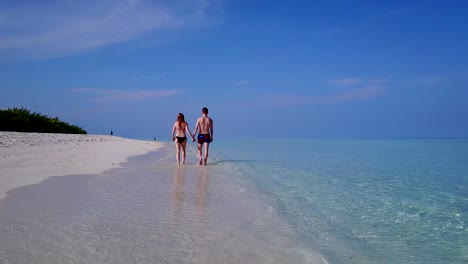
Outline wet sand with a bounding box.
[0,132,162,200]
[0,144,327,263]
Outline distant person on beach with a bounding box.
[171,113,195,165]
[193,107,214,165]
[110,130,113,136]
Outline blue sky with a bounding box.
[1,0,467,138]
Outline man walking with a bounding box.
[193,107,214,165]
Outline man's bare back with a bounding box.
[196,116,213,135]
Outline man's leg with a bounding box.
[197,143,203,165]
[203,143,210,165]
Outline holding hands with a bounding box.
[171,107,213,166]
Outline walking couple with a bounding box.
[171,107,214,166]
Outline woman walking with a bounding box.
[171,113,195,165]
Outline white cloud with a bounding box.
[0,0,216,58]
[72,87,182,103]
[327,27,344,34]
[234,80,249,86]
[368,78,390,84]
[327,78,362,86]
[119,72,168,82]
[261,85,387,107]
[403,76,448,86]
[288,79,303,83]
[382,8,411,18]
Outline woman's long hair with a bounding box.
[177,113,185,129]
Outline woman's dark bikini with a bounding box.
[175,121,188,143]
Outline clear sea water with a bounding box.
[1,138,467,263]
[212,138,468,263]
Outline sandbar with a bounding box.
[0,132,162,200]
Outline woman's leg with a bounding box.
[181,140,187,165]
[175,140,181,165]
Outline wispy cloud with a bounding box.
[381,8,411,18]
[0,0,216,58]
[327,78,362,86]
[234,80,249,86]
[327,27,344,34]
[368,78,390,84]
[72,88,182,103]
[261,85,387,107]
[288,79,303,83]
[403,76,449,86]
[119,72,168,82]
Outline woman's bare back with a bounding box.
[174,121,188,137]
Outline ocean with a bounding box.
[212,138,468,263]
[0,138,466,263]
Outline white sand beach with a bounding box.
[0,132,327,263]
[0,132,162,200]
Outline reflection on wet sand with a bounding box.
[195,167,208,220]
[0,149,326,263]
[170,166,185,224]
[170,166,209,224]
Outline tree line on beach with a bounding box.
[0,107,87,134]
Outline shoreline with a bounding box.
[0,136,328,263]
[0,132,164,200]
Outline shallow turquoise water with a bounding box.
[212,138,468,263]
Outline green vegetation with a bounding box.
[0,107,87,134]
